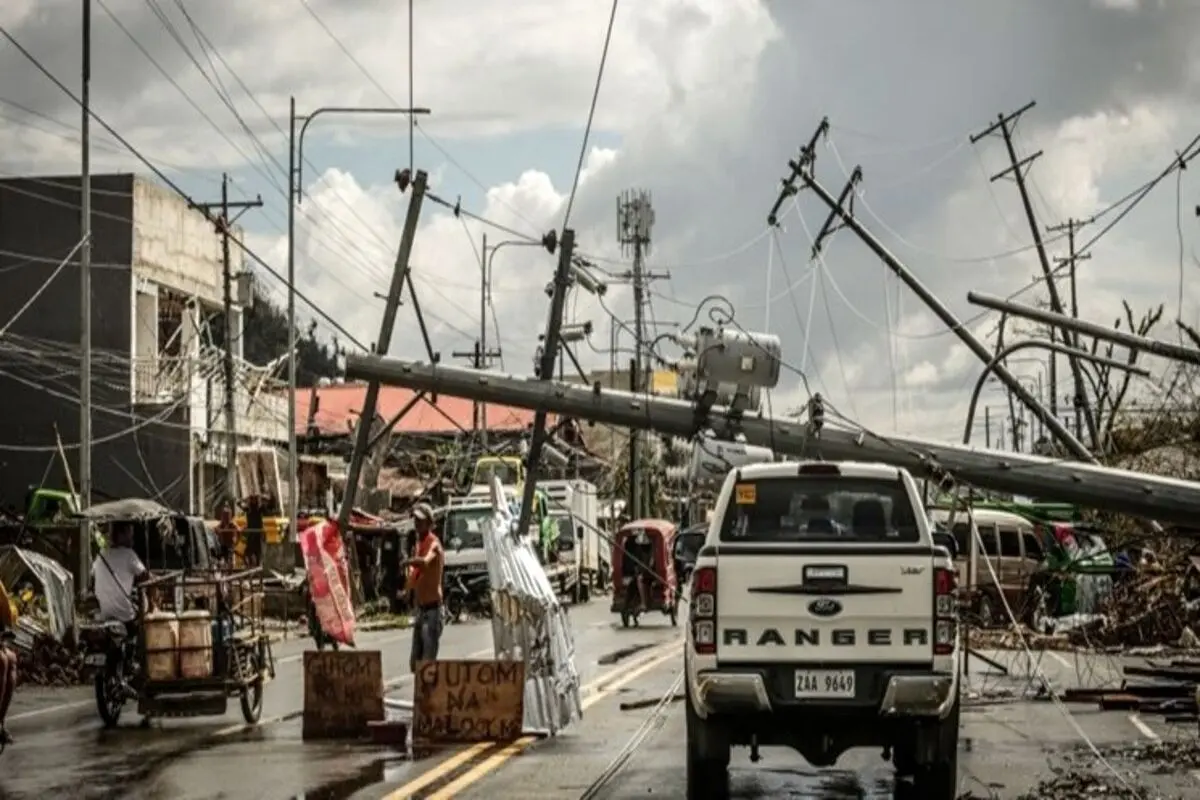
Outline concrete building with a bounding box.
[0,173,286,515]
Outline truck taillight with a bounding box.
[933,566,957,656]
[691,566,717,655]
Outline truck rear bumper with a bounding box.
[689,665,957,720]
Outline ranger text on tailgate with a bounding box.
[684,461,961,800]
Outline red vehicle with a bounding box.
[610,519,679,628]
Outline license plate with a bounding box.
[84,653,107,666]
[794,669,855,699]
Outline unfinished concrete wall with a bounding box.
[131,176,230,307]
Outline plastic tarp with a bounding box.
[299,520,357,646]
[74,498,172,522]
[0,545,75,640]
[481,477,582,735]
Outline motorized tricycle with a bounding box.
[80,566,275,728]
[610,519,679,628]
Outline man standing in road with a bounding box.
[402,503,444,672]
[240,494,265,569]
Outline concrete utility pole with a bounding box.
[971,101,1098,449]
[781,126,1096,464]
[616,190,667,519]
[342,356,1200,525]
[196,174,263,505]
[338,169,427,544]
[287,101,431,542]
[1045,217,1092,440]
[514,229,577,543]
[79,0,93,598]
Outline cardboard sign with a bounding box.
[413,660,525,751]
[735,484,757,504]
[302,650,384,740]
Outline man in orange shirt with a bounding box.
[402,503,445,673]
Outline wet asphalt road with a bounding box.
[4,609,1199,799]
[432,647,1200,800]
[0,599,683,800]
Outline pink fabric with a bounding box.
[300,520,357,646]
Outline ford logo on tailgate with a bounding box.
[808,598,842,618]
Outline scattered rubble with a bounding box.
[15,627,84,686]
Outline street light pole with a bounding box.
[285,101,430,539]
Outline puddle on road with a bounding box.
[597,643,654,665]
[292,757,410,800]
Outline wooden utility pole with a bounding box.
[453,340,501,433]
[196,174,262,504]
[972,101,1098,449]
[1046,217,1092,441]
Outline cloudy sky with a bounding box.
[1,0,1197,446]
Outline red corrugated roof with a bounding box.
[294,383,546,436]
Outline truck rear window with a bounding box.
[719,476,920,543]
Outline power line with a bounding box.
[0,21,373,354]
[561,0,620,231]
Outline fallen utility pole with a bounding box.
[515,228,577,544]
[341,357,1200,526]
[971,101,1098,447]
[967,291,1200,367]
[195,174,263,505]
[338,168,427,599]
[787,143,1096,464]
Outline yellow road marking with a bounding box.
[422,641,682,800]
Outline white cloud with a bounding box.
[3,0,1199,453]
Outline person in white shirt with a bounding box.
[92,522,148,624]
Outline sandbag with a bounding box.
[300,520,356,646]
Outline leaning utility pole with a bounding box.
[971,101,1098,448]
[514,229,577,541]
[338,168,427,543]
[196,175,262,504]
[616,190,665,519]
[780,122,1097,464]
[1045,217,1092,440]
[78,0,93,597]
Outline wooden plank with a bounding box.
[302,650,384,740]
[412,659,524,752]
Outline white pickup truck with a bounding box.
[684,461,961,799]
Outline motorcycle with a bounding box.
[79,620,139,728]
[444,572,492,624]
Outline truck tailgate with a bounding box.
[717,549,934,663]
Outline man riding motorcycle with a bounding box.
[92,521,149,632]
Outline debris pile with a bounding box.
[1073,564,1200,649]
[1064,658,1200,724]
[13,620,84,686]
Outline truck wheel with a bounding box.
[685,689,729,799]
[909,698,960,800]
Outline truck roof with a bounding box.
[730,461,905,481]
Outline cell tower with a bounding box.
[616,190,656,519]
[616,189,655,256]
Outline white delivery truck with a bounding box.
[539,479,601,602]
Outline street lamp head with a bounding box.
[394,169,412,193]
